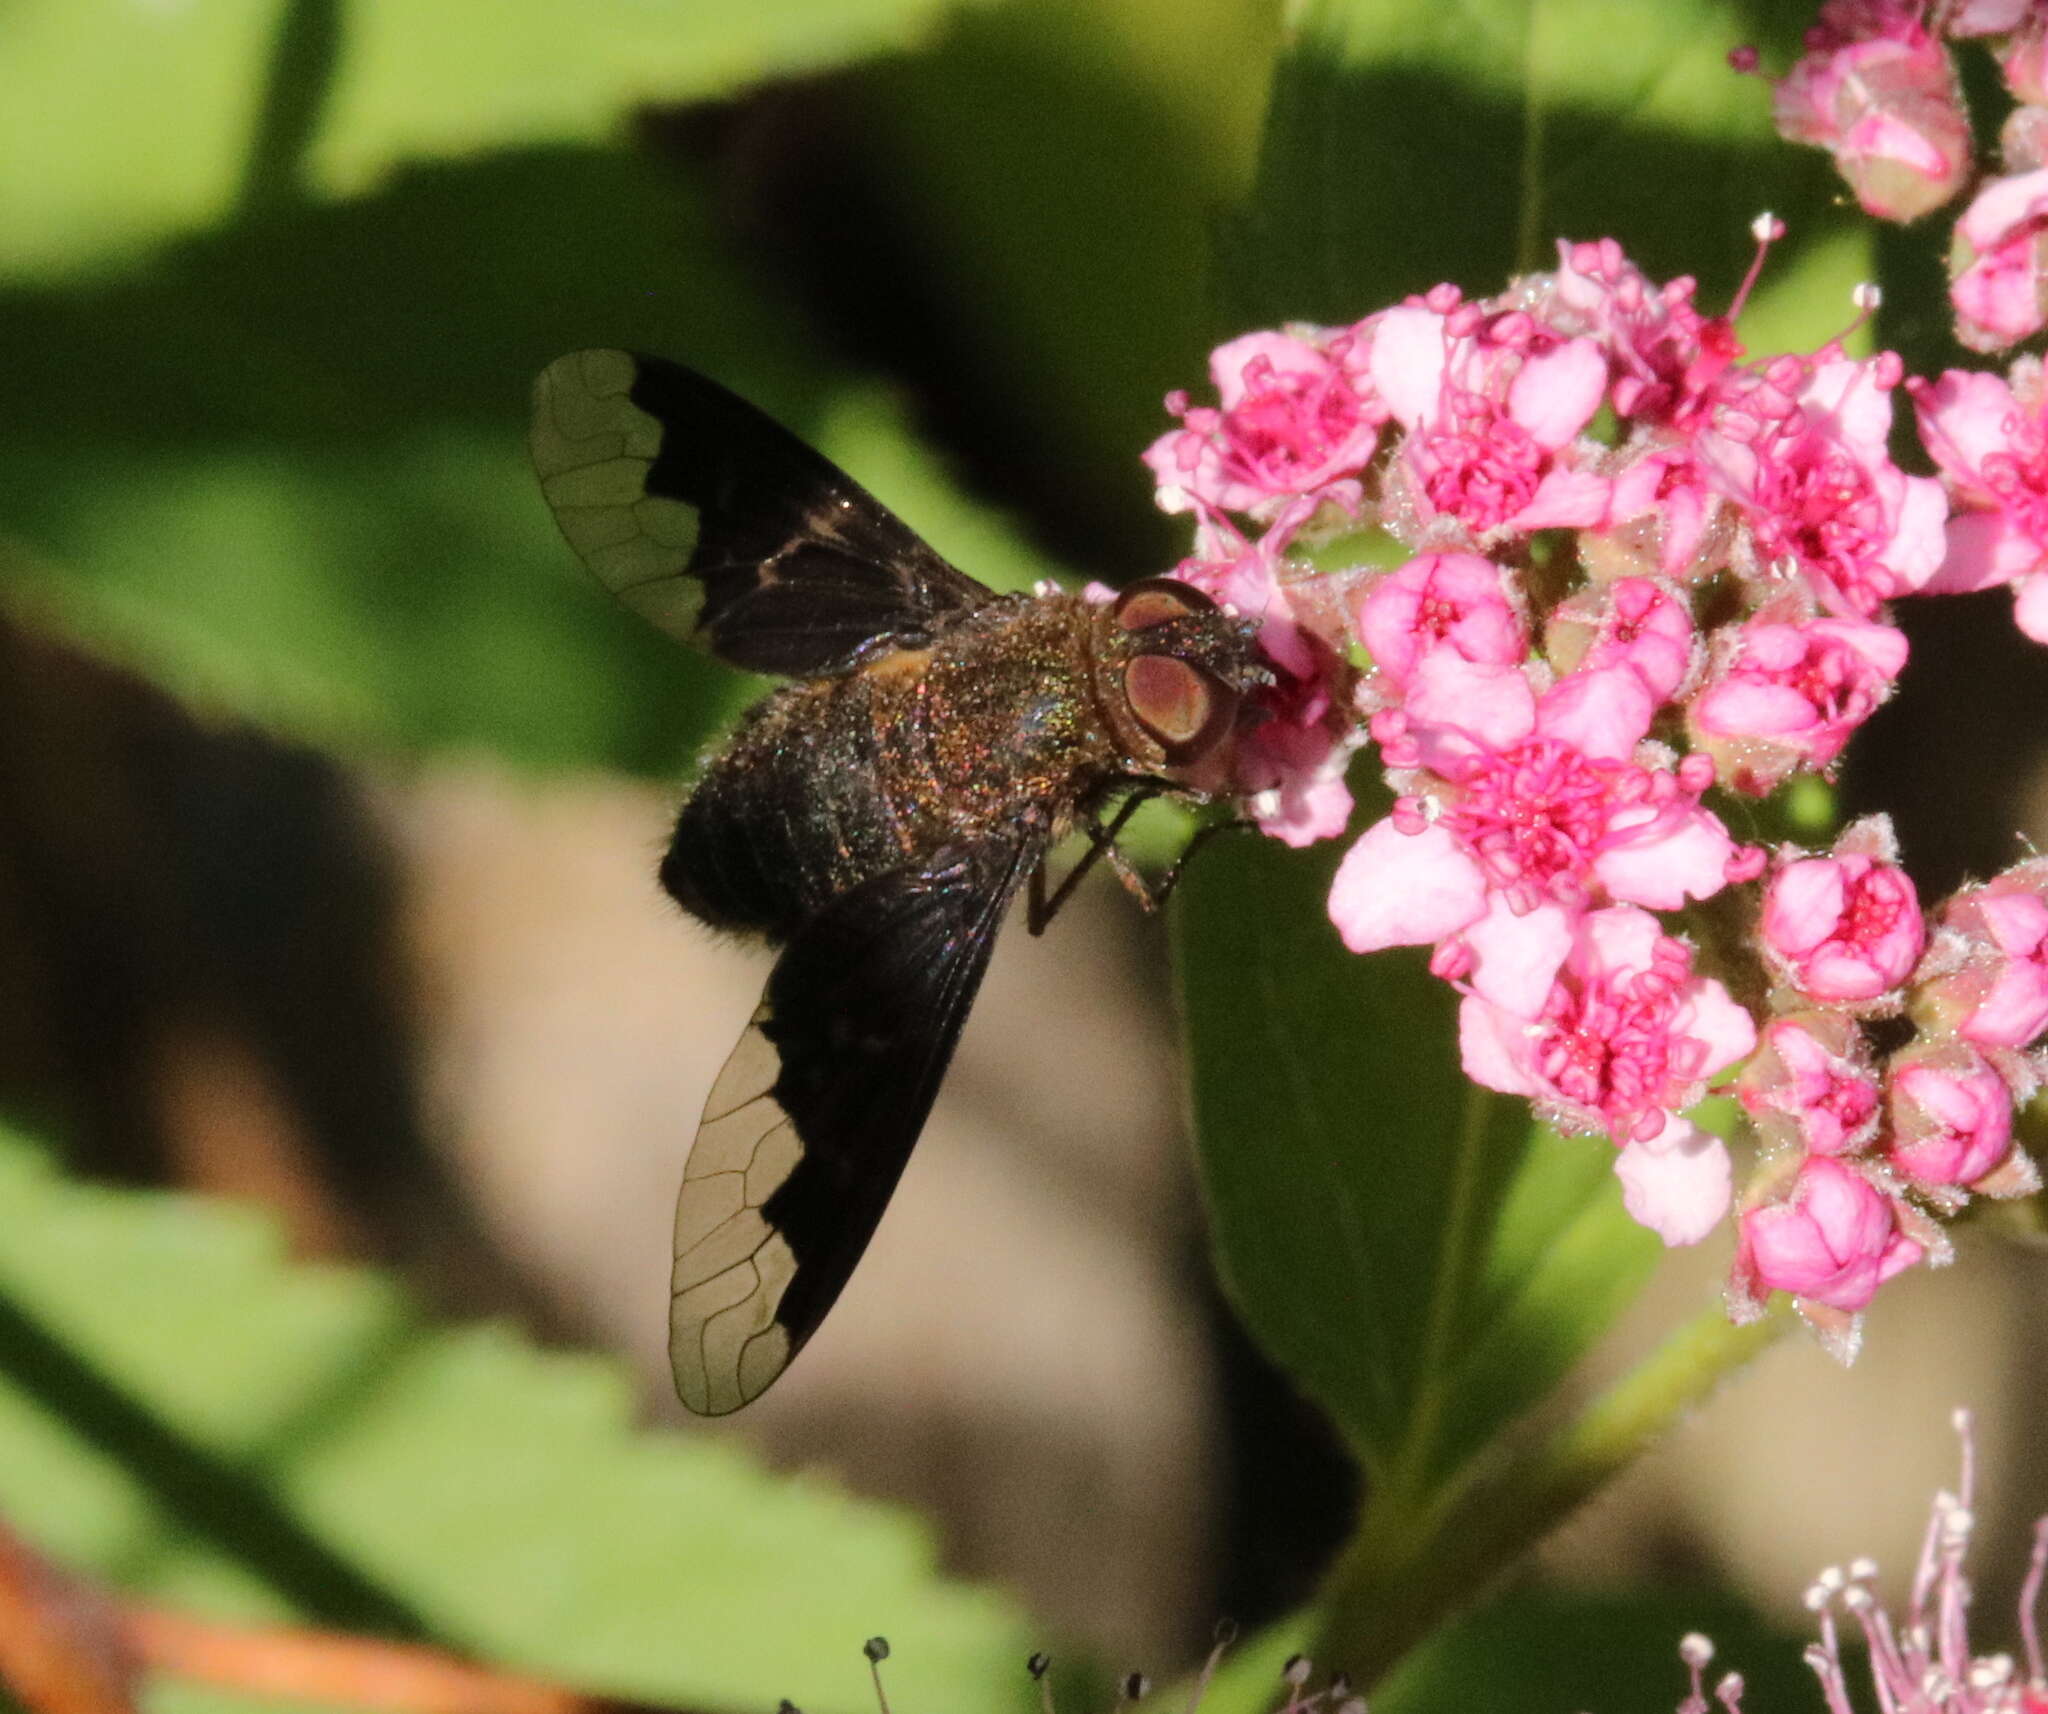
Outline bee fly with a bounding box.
[530,349,1259,1415]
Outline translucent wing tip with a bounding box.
[670,1002,803,1415]
[529,349,707,636]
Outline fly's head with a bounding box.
[1089,578,1267,793]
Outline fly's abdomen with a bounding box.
[660,680,903,942]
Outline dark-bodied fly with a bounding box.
[530,350,1258,1414]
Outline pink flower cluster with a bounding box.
[1912,356,2048,643]
[1146,230,2047,1357]
[1729,816,2043,1358]
[1738,2,2048,351]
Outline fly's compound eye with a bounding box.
[1113,577,1217,632]
[1123,653,1238,764]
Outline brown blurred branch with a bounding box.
[0,1515,698,1714]
[0,1516,135,1714]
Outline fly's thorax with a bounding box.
[871,595,1115,833]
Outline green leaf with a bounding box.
[307,0,977,201]
[1,0,978,278]
[1165,3,1893,1686]
[0,148,1060,772]
[1223,0,1871,354]
[851,0,1282,559]
[0,1126,1039,1714]
[1174,827,1660,1497]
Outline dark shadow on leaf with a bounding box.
[1221,62,1854,331]
[0,148,840,773]
[0,1277,430,1637]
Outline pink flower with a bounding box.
[1331,656,1745,992]
[2003,19,2048,106]
[1697,354,1949,618]
[1541,238,1737,430]
[1961,889,2048,1044]
[1887,1044,2018,1190]
[1688,613,1907,791]
[1917,859,2048,1048]
[1146,328,1382,516]
[1759,825,1926,1005]
[1675,1412,2048,1713]
[1545,576,1699,703]
[2005,99,2048,171]
[1587,445,1727,584]
[1767,0,1973,222]
[1910,358,2048,643]
[1736,1012,1883,1156]
[1458,905,1757,1153]
[1234,670,1358,849]
[1172,516,1322,677]
[1945,0,2035,36]
[1733,1154,1922,1314]
[1354,553,1528,691]
[1949,167,2048,352]
[1614,1112,1734,1245]
[1370,297,1612,540]
[1786,1412,2048,1714]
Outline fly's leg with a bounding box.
[1026,792,1155,935]
[1151,815,1258,910]
[1027,798,1260,932]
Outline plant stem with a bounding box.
[236,0,343,216]
[1314,1300,1794,1687]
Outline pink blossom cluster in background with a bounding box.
[1024,1413,2041,1714]
[1736,1,2048,352]
[1146,224,2047,1358]
[1672,1411,2048,1714]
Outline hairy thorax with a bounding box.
[661,595,1124,940]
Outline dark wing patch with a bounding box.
[530,349,993,677]
[668,831,1042,1415]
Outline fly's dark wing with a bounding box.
[668,830,1042,1415]
[530,349,994,677]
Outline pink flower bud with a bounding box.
[1944,0,2033,37]
[1545,575,1699,703]
[2004,102,2048,170]
[1760,829,1926,1005]
[1915,859,2048,1049]
[1770,3,1973,222]
[1689,615,1907,793]
[1735,1155,1922,1313]
[1950,168,2048,352]
[1886,1044,2016,1190]
[2003,21,2048,108]
[1584,446,1731,585]
[1737,1012,1883,1156]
